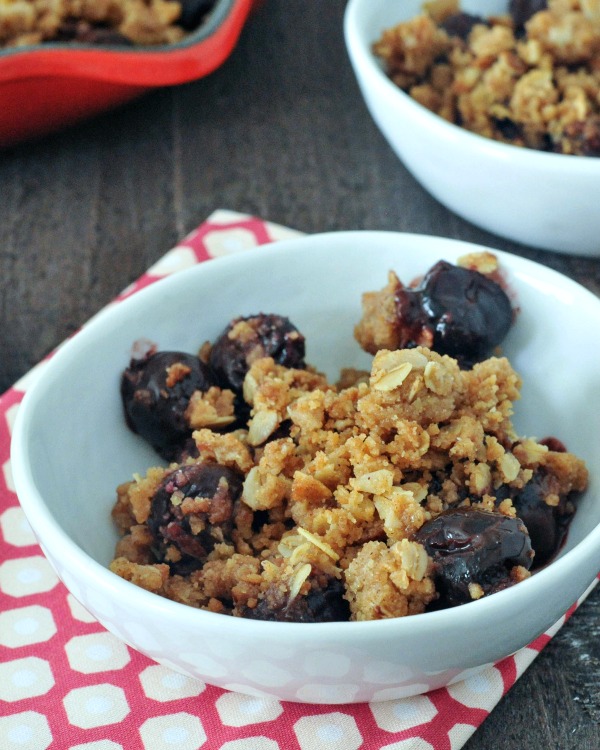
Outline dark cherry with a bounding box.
[395,260,513,367]
[148,462,243,573]
[509,0,548,30]
[495,467,574,567]
[539,436,566,453]
[52,20,133,45]
[243,576,350,623]
[440,13,487,39]
[563,116,600,157]
[209,314,306,393]
[493,116,523,142]
[414,507,533,607]
[121,351,215,461]
[178,0,217,30]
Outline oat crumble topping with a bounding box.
[0,0,217,47]
[373,0,600,155]
[109,262,588,621]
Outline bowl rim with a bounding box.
[10,229,600,639]
[0,0,257,85]
[343,0,600,167]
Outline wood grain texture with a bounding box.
[0,1,598,745]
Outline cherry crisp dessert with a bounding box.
[109,251,588,622]
[0,0,217,47]
[373,0,600,156]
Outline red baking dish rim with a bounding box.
[0,0,259,147]
[0,0,257,87]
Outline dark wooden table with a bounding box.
[1,1,598,746]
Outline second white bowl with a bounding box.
[344,0,600,256]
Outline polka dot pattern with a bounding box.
[0,712,52,750]
[139,665,206,702]
[139,713,206,750]
[370,695,438,733]
[0,605,56,648]
[294,713,363,750]
[0,556,59,598]
[447,668,504,710]
[1,210,597,750]
[62,684,130,729]
[215,693,284,728]
[64,633,131,674]
[448,724,477,749]
[0,656,55,702]
[380,739,434,750]
[220,739,280,750]
[1,506,36,547]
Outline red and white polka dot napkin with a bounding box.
[1,210,598,750]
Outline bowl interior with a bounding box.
[13,231,600,578]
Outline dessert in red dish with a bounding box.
[0,0,259,148]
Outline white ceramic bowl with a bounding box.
[344,0,600,256]
[11,231,600,704]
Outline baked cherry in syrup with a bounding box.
[509,0,548,31]
[440,12,487,39]
[495,467,574,568]
[242,576,350,623]
[414,507,533,608]
[121,351,215,461]
[395,261,513,366]
[209,313,306,393]
[148,462,243,574]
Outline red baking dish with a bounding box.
[0,0,258,149]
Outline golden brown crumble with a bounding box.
[0,0,213,47]
[111,341,588,621]
[373,0,600,155]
